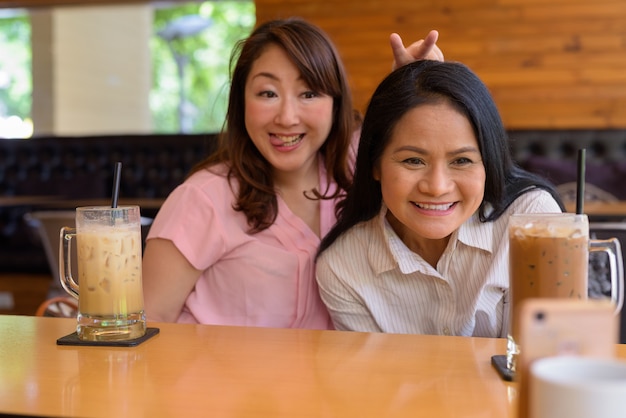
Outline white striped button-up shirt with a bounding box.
[316,189,562,337]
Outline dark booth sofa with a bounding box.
[0,132,217,273]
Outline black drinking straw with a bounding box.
[111,162,122,208]
[576,149,586,215]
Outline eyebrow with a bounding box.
[249,71,304,83]
[250,71,279,82]
[393,145,480,156]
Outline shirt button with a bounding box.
[443,327,451,336]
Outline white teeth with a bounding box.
[416,203,453,210]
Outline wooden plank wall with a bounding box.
[256,0,626,129]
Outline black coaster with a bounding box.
[491,354,515,381]
[57,327,160,347]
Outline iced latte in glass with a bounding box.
[60,206,146,341]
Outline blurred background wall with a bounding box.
[257,0,626,129]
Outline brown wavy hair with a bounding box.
[189,18,355,233]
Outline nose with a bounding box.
[274,96,300,126]
[418,164,454,196]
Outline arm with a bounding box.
[142,237,202,322]
[390,30,444,70]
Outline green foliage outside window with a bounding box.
[152,1,256,133]
[0,2,255,137]
[0,12,32,122]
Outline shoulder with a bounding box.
[509,188,562,214]
[148,164,246,255]
[184,164,232,190]
[171,164,236,203]
[154,164,238,223]
[318,217,380,268]
[327,218,377,250]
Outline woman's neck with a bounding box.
[386,211,450,268]
[274,156,321,236]
[273,154,319,194]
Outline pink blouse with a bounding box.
[146,159,338,329]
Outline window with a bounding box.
[0,8,32,138]
[0,1,255,138]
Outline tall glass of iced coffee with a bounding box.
[60,206,146,341]
[508,213,589,371]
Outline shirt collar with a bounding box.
[368,205,433,275]
[457,211,494,253]
[366,207,401,275]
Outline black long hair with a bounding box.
[318,60,564,255]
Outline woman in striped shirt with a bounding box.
[316,60,564,337]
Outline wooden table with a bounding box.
[565,201,626,218]
[38,198,165,210]
[0,195,56,207]
[1,316,624,418]
[0,196,164,210]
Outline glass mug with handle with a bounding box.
[507,213,624,372]
[60,206,146,341]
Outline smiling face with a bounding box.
[374,101,486,253]
[244,43,334,181]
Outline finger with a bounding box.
[421,30,439,52]
[406,30,442,61]
[422,30,444,61]
[390,33,414,70]
[418,43,444,62]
